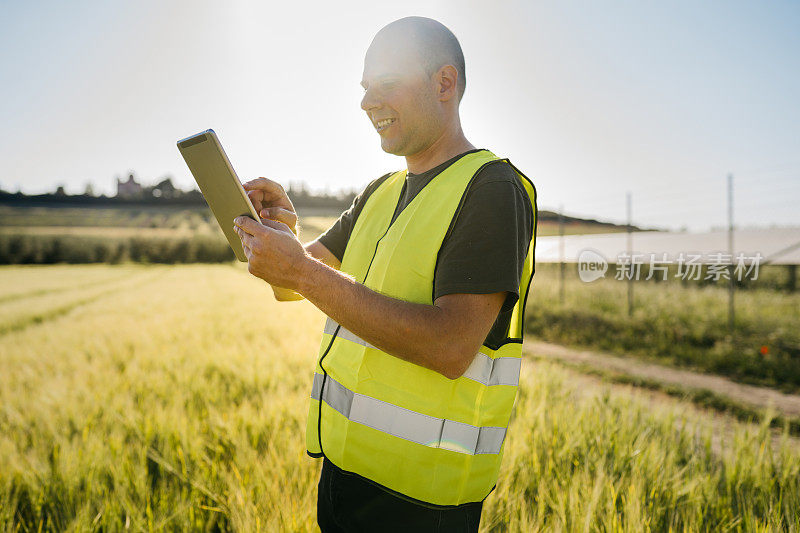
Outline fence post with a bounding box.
[559,205,565,305]
[627,192,633,317]
[727,173,735,336]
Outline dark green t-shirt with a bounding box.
[317,149,534,348]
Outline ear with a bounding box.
[436,65,459,102]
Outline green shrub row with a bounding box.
[0,234,235,264]
[525,306,800,392]
[525,264,800,393]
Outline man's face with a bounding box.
[360,37,443,156]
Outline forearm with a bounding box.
[296,257,466,379]
[232,215,498,378]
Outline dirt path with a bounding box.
[524,340,800,419]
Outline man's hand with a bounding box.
[233,216,311,292]
[241,177,306,300]
[242,177,299,235]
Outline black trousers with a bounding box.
[316,457,483,532]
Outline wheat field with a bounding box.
[1,263,799,531]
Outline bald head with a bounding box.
[360,17,472,160]
[371,17,466,102]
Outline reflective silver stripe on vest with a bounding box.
[323,317,520,386]
[462,352,521,386]
[311,373,507,455]
[324,317,376,349]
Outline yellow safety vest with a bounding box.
[306,149,537,506]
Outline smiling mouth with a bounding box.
[375,118,396,132]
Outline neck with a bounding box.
[404,118,475,174]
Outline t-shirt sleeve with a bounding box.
[316,199,358,263]
[433,162,533,314]
[316,172,393,263]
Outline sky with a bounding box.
[1,0,798,231]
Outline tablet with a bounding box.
[177,129,259,262]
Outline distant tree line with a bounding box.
[0,174,641,230]
[0,175,358,210]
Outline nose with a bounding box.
[360,86,380,113]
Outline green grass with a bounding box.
[526,263,800,393]
[529,353,800,437]
[1,264,799,531]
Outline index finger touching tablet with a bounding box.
[243,177,295,211]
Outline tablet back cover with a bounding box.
[177,130,258,262]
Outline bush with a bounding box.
[525,264,800,392]
[0,234,234,265]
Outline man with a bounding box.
[233,16,537,532]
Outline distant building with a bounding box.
[152,177,178,198]
[116,173,143,198]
